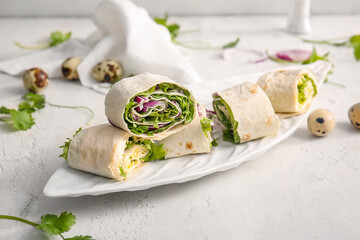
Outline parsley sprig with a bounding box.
[303,34,360,61]
[0,212,93,240]
[15,31,71,50]
[153,13,240,50]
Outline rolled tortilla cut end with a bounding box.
[159,104,213,159]
[213,82,280,143]
[68,124,152,180]
[105,73,196,140]
[257,68,318,114]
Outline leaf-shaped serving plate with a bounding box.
[44,61,331,197]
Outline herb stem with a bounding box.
[326,81,346,88]
[47,102,95,126]
[14,41,49,50]
[179,29,201,34]
[0,118,11,122]
[0,215,39,227]
[173,40,220,50]
[59,233,66,240]
[302,39,350,47]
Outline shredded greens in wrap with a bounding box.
[126,137,166,162]
[297,74,318,104]
[59,127,82,162]
[212,95,241,143]
[124,83,195,136]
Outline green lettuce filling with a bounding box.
[124,83,195,136]
[297,74,318,104]
[212,96,240,143]
[59,127,82,162]
[119,166,127,177]
[126,137,166,162]
[200,117,212,138]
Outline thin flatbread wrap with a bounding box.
[105,73,196,140]
[257,68,318,114]
[64,124,166,180]
[159,104,213,159]
[213,82,280,143]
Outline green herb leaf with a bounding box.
[154,13,180,40]
[59,128,82,162]
[211,138,219,147]
[350,35,360,61]
[22,92,46,110]
[37,212,76,235]
[222,38,240,49]
[143,141,167,162]
[49,31,72,47]
[302,46,330,65]
[119,166,127,177]
[65,235,94,240]
[0,106,11,115]
[10,110,35,130]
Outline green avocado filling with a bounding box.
[212,95,241,143]
[297,74,318,105]
[124,83,195,136]
[126,137,166,162]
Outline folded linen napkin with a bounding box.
[0,0,202,94]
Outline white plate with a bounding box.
[43,61,331,197]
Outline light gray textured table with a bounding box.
[0,15,360,240]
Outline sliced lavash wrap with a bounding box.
[213,82,280,143]
[159,104,213,159]
[62,123,166,180]
[105,73,196,140]
[257,68,318,118]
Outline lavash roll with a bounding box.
[67,124,145,180]
[105,73,196,140]
[159,104,213,159]
[257,68,318,113]
[213,82,279,143]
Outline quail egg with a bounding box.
[91,59,123,83]
[348,103,360,130]
[307,108,336,137]
[61,57,81,80]
[23,68,49,93]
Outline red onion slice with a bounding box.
[276,50,312,62]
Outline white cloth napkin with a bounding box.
[0,0,202,94]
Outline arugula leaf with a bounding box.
[10,110,35,130]
[37,211,76,235]
[222,38,240,49]
[302,46,330,65]
[350,35,360,61]
[66,236,94,240]
[49,31,72,47]
[59,128,82,162]
[154,13,179,40]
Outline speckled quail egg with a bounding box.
[23,68,49,93]
[61,57,81,80]
[307,108,336,137]
[348,103,360,130]
[91,59,123,83]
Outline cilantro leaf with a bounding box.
[302,46,330,65]
[37,212,76,235]
[65,236,94,240]
[0,106,11,115]
[211,138,219,147]
[222,37,240,49]
[154,13,180,40]
[10,110,35,130]
[22,92,46,110]
[49,31,72,47]
[59,128,82,162]
[350,35,360,61]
